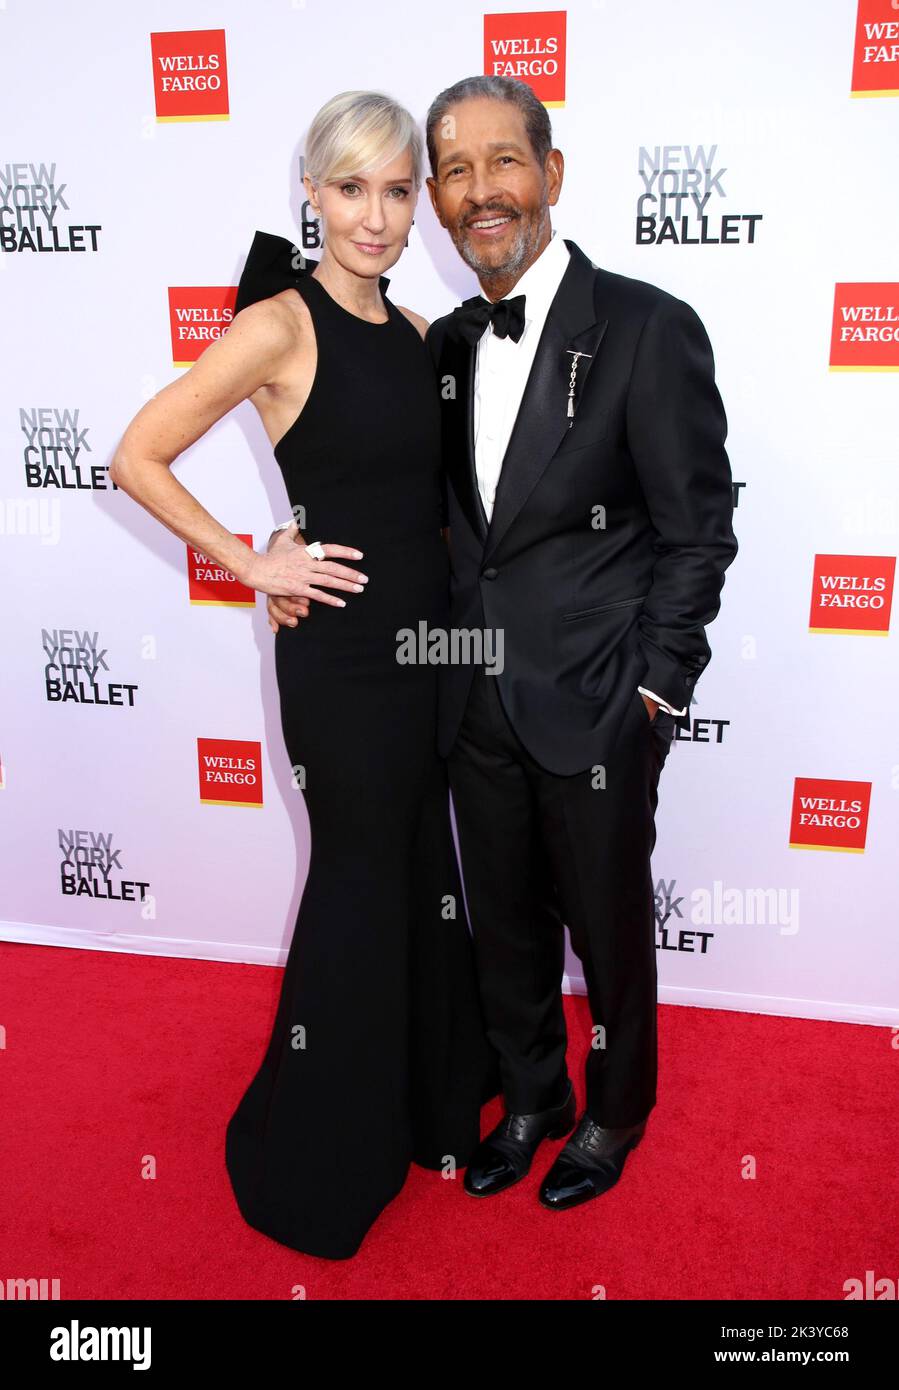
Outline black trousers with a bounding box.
[447,664,676,1129]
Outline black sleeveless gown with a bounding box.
[225,231,499,1259]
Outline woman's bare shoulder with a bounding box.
[396,305,429,341]
[228,287,308,349]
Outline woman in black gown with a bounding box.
[112,91,498,1259]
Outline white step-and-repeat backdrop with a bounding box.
[2,2,897,1026]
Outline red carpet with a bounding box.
[1,939,895,1300]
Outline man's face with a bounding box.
[426,96,563,285]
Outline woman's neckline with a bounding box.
[305,271,391,327]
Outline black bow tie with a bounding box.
[449,293,526,347]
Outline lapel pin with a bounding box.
[565,350,592,421]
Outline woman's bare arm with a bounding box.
[109,301,367,601]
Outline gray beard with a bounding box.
[457,215,539,288]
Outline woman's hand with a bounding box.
[264,523,311,633]
[248,523,367,630]
[266,523,308,631]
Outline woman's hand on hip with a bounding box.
[250,522,367,631]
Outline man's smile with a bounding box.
[464,212,518,238]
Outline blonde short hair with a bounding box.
[305,90,422,193]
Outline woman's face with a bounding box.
[303,147,418,276]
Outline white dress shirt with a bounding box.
[275,229,685,718]
[470,230,686,718]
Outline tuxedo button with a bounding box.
[482,567,498,580]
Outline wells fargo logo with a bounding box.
[789,778,872,853]
[829,283,899,370]
[187,539,255,606]
[809,554,895,634]
[197,738,263,808]
[168,286,236,367]
[483,11,566,106]
[851,0,899,96]
[151,29,229,122]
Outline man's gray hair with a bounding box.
[425,76,553,179]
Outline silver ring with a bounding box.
[304,541,326,561]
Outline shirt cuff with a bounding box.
[272,519,295,533]
[638,686,687,718]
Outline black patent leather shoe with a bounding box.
[463,1080,576,1197]
[538,1114,647,1211]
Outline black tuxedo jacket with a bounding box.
[425,238,738,776]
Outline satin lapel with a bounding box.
[441,325,489,543]
[483,239,608,563]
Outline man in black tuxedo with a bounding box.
[422,76,738,1210]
